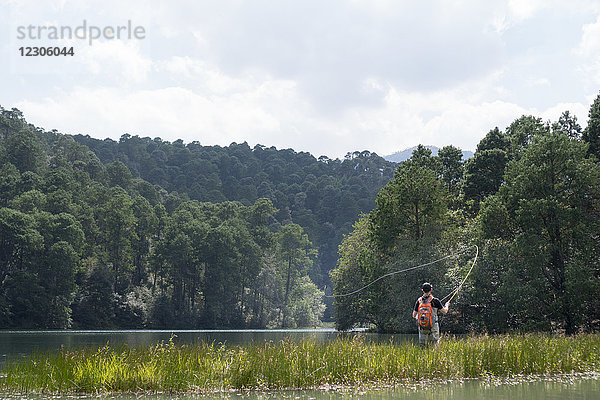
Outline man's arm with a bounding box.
[440,301,450,314]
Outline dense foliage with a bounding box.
[72,133,396,293]
[332,96,600,334]
[2,92,599,334]
[3,107,394,328]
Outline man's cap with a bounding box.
[422,282,432,292]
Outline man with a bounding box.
[412,282,449,346]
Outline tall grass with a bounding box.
[1,334,599,394]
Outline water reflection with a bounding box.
[0,329,415,368]
[2,331,598,399]
[3,375,599,399]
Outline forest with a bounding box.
[332,96,600,334]
[1,92,599,333]
[0,106,394,329]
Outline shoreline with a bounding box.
[1,334,599,395]
[2,372,599,396]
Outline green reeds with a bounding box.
[1,334,599,394]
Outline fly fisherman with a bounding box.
[413,282,449,346]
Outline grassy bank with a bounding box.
[2,334,599,394]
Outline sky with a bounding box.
[2,0,600,159]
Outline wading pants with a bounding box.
[418,323,440,346]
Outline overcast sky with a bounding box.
[2,0,600,158]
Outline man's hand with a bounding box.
[440,301,450,314]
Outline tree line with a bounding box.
[71,132,396,320]
[3,91,599,333]
[331,98,600,334]
[1,108,365,328]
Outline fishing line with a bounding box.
[325,245,478,299]
[440,244,478,303]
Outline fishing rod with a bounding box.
[325,244,478,300]
[440,244,478,302]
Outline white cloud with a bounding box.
[539,102,589,125]
[159,56,256,95]
[17,67,589,160]
[575,14,600,87]
[77,40,152,84]
[14,75,306,152]
[525,77,550,87]
[507,0,546,21]
[335,88,528,156]
[576,15,600,58]
[2,0,599,158]
[173,0,508,112]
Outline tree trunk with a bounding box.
[281,258,292,328]
[414,202,421,241]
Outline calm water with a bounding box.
[2,376,599,399]
[0,329,410,367]
[1,330,598,399]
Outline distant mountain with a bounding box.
[384,145,474,163]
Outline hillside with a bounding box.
[72,135,397,291]
[0,106,485,329]
[0,106,397,328]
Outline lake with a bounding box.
[0,328,408,367]
[1,375,599,400]
[1,330,598,400]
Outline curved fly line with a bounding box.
[326,244,479,301]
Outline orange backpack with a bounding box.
[417,295,435,330]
